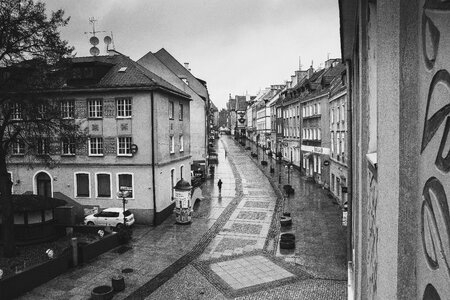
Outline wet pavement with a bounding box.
[18,136,346,299]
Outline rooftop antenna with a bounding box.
[84,17,107,56]
[327,52,330,60]
[299,56,302,70]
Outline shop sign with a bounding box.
[342,211,348,226]
[314,147,323,153]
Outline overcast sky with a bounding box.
[44,0,341,109]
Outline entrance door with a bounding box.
[36,172,51,197]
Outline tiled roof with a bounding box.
[154,48,209,100]
[68,51,189,97]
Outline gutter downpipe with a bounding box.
[151,91,157,226]
[346,59,354,299]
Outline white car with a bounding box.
[84,208,135,228]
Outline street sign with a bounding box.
[120,186,133,191]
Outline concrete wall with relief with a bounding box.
[417,0,450,298]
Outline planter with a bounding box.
[280,233,296,249]
[111,275,125,292]
[91,285,114,300]
[280,216,292,227]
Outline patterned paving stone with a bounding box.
[215,237,258,252]
[211,255,295,290]
[230,223,263,235]
[244,201,271,209]
[236,211,267,220]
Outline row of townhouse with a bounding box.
[3,49,215,226]
[227,59,348,206]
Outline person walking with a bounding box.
[217,179,223,193]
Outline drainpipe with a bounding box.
[345,59,354,295]
[151,91,157,226]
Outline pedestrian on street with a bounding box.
[217,179,223,193]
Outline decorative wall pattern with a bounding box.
[419,1,450,298]
[366,166,378,299]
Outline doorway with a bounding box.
[36,172,52,197]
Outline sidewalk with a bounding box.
[241,139,347,280]
[19,140,237,300]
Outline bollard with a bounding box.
[71,237,78,267]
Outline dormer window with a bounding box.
[118,67,127,73]
[181,78,189,85]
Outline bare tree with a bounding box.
[0,0,80,257]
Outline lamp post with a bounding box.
[118,187,131,227]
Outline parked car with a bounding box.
[84,207,135,228]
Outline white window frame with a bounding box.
[11,103,23,120]
[88,137,104,156]
[116,172,135,200]
[37,138,50,155]
[170,136,175,153]
[61,100,74,119]
[180,165,184,180]
[337,107,341,122]
[11,140,25,155]
[342,104,345,122]
[331,108,334,124]
[74,172,90,198]
[116,97,132,118]
[61,137,76,156]
[179,135,184,152]
[88,99,103,118]
[117,136,132,156]
[169,101,174,119]
[317,103,321,114]
[95,172,112,198]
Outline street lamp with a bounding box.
[118,186,131,227]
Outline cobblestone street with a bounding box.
[19,136,346,300]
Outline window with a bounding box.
[342,104,345,122]
[331,132,335,153]
[117,173,133,198]
[318,129,321,140]
[180,165,184,179]
[331,109,334,124]
[179,135,184,152]
[12,140,25,155]
[337,107,341,123]
[170,169,175,200]
[169,101,174,119]
[61,100,74,119]
[317,103,321,114]
[38,104,46,119]
[12,103,22,120]
[331,174,335,192]
[61,138,75,155]
[75,173,90,197]
[117,137,132,156]
[96,173,111,198]
[318,156,321,174]
[89,137,103,156]
[37,138,50,155]
[88,99,103,118]
[170,136,174,153]
[116,98,132,117]
[179,103,183,121]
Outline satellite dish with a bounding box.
[89,36,99,46]
[90,46,100,56]
[104,36,112,45]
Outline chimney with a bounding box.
[291,75,297,85]
[184,62,191,72]
[307,66,314,79]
